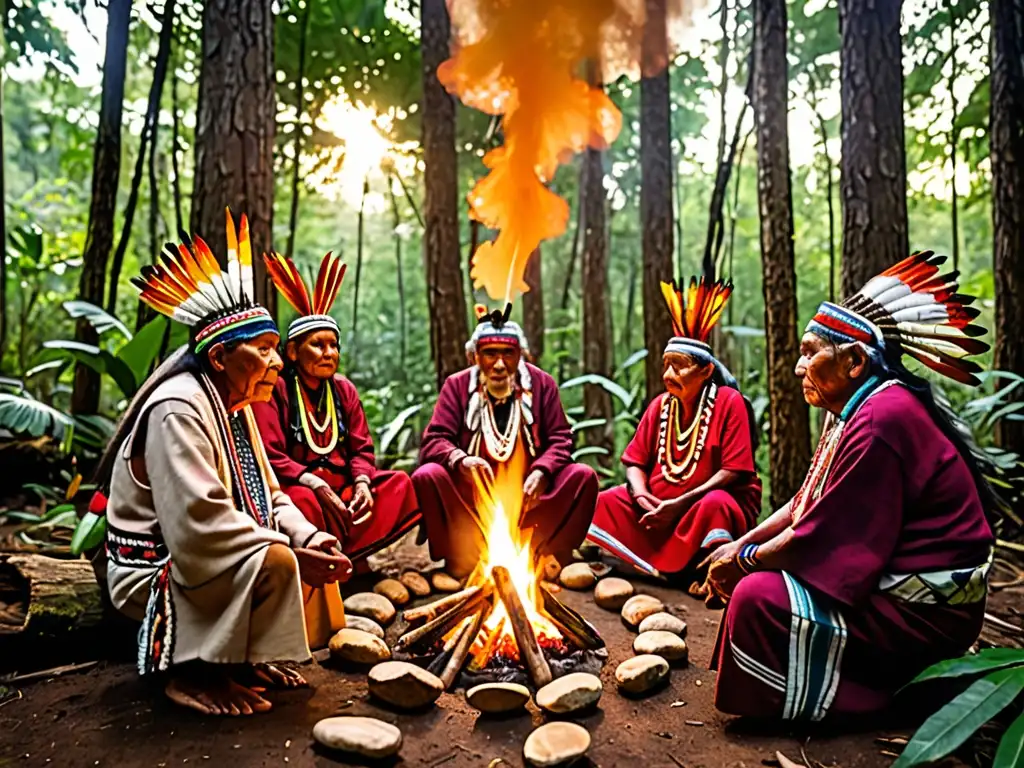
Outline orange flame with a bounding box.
[439,0,699,302]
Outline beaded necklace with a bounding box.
[479,393,521,462]
[656,383,718,484]
[295,376,339,456]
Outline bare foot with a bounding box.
[249,662,307,689]
[165,666,273,716]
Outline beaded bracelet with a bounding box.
[736,543,760,575]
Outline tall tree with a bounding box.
[753,0,810,506]
[522,247,545,362]
[0,49,7,368]
[422,0,468,388]
[640,0,675,400]
[191,0,276,314]
[991,0,1024,456]
[71,0,131,415]
[838,0,908,295]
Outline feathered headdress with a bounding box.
[132,209,277,354]
[807,251,989,386]
[467,302,529,353]
[263,251,346,341]
[660,277,733,363]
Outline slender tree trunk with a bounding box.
[468,218,480,301]
[171,65,184,236]
[71,0,131,415]
[286,0,311,260]
[640,0,675,401]
[991,0,1024,456]
[838,0,908,296]
[0,59,7,369]
[351,177,369,366]
[522,247,545,362]
[191,0,276,315]
[558,169,586,382]
[807,72,837,302]
[754,0,811,506]
[387,178,408,375]
[422,0,468,387]
[106,0,176,313]
[948,0,960,271]
[581,144,614,466]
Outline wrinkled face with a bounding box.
[208,331,283,409]
[287,329,340,381]
[662,352,714,403]
[476,343,521,399]
[794,332,864,411]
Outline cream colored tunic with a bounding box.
[106,371,341,668]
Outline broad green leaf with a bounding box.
[70,512,106,556]
[572,446,611,460]
[37,509,78,529]
[1,511,44,522]
[23,360,65,379]
[908,648,1024,686]
[379,403,423,454]
[40,503,76,521]
[117,316,169,386]
[616,348,648,373]
[560,374,634,409]
[893,667,1024,768]
[571,418,608,433]
[994,709,1024,768]
[62,300,132,340]
[41,340,138,398]
[0,393,72,440]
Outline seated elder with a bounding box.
[586,277,761,588]
[253,252,419,605]
[412,305,598,579]
[706,251,994,721]
[97,214,349,716]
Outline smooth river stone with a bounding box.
[621,594,665,628]
[559,562,597,590]
[343,592,396,626]
[312,716,402,758]
[343,615,385,639]
[594,577,635,610]
[535,672,603,714]
[638,612,687,637]
[466,682,531,713]
[374,578,411,606]
[633,631,689,663]
[400,570,432,597]
[328,628,391,665]
[431,572,462,593]
[523,722,591,767]
[368,661,444,710]
[615,654,670,694]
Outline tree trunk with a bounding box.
[351,177,369,366]
[422,0,468,388]
[71,0,131,415]
[838,0,908,296]
[522,247,545,362]
[640,0,675,401]
[581,146,614,466]
[191,0,276,315]
[0,555,103,638]
[991,0,1024,456]
[0,58,7,369]
[171,66,185,235]
[387,178,408,375]
[754,0,811,507]
[286,0,311,260]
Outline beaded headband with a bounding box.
[469,303,527,352]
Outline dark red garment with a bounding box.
[711,383,993,720]
[587,386,762,573]
[412,364,598,577]
[252,373,420,563]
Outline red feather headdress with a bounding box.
[263,251,347,340]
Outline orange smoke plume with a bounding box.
[438,0,698,302]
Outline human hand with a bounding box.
[638,499,679,532]
[306,530,340,552]
[523,469,549,511]
[314,485,351,535]
[699,539,743,570]
[350,482,374,526]
[459,456,495,484]
[294,546,352,587]
[630,487,661,514]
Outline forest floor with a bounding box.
[0,535,1001,768]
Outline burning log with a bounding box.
[402,586,480,626]
[491,565,552,688]
[468,615,506,672]
[394,585,491,654]
[439,605,489,689]
[540,583,605,651]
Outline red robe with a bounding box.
[252,373,420,564]
[412,364,598,578]
[587,385,762,574]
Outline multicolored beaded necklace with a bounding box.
[295,376,339,456]
[656,382,718,484]
[478,393,521,462]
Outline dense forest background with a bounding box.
[1,0,1021,522]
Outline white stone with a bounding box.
[615,655,670,694]
[368,661,444,710]
[400,571,431,597]
[594,577,634,610]
[431,572,462,593]
[621,594,665,628]
[343,592,396,625]
[466,682,531,713]
[312,716,402,758]
[374,578,411,606]
[638,612,687,637]
[535,672,603,714]
[328,628,391,665]
[559,562,597,590]
[633,631,689,662]
[523,722,591,767]
[344,615,385,639]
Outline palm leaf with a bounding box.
[379,403,423,455]
[994,708,1024,768]
[908,648,1024,686]
[62,300,132,340]
[0,392,72,439]
[560,374,634,409]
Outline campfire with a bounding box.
[393,449,606,689]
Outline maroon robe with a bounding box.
[252,373,420,564]
[412,364,598,578]
[587,385,761,574]
[711,382,993,721]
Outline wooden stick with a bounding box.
[395,587,490,653]
[440,605,488,689]
[540,583,604,650]
[985,612,1024,634]
[402,587,480,625]
[491,565,552,687]
[468,616,505,672]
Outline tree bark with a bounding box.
[0,58,7,369]
[71,0,131,415]
[191,0,276,315]
[171,66,185,236]
[387,177,408,375]
[422,0,469,388]
[838,0,908,296]
[991,0,1024,456]
[754,0,811,506]
[522,247,545,362]
[640,0,675,401]
[0,555,103,637]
